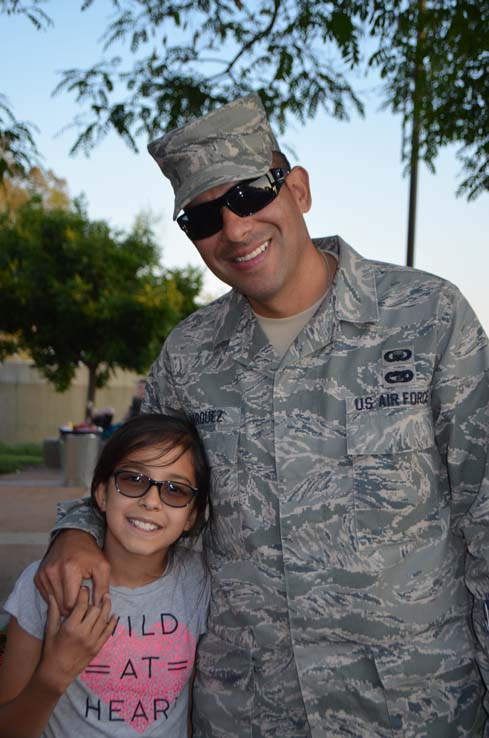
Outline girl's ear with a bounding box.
[184,506,198,532]
[94,483,108,512]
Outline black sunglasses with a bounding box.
[177,168,289,241]
[113,469,198,508]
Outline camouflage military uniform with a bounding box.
[55,236,489,737]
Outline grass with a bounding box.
[0,442,43,474]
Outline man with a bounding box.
[36,94,489,737]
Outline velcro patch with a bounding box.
[382,346,414,365]
[348,388,430,413]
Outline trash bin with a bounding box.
[42,437,61,468]
[60,429,102,488]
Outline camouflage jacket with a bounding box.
[55,237,489,737]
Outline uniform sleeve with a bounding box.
[3,561,47,640]
[51,497,105,548]
[432,283,489,686]
[141,339,184,416]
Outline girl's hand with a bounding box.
[37,587,116,694]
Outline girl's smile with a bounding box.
[126,516,163,533]
[95,445,198,587]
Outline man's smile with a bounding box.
[233,239,270,264]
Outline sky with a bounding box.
[2,1,489,330]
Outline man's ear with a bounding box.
[285,166,312,214]
[94,483,108,512]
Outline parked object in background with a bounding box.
[59,425,102,489]
[42,438,61,469]
[90,408,115,431]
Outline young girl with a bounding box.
[0,413,211,738]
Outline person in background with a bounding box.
[123,378,147,421]
[34,94,489,737]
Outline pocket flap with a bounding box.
[195,406,240,465]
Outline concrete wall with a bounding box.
[0,360,143,444]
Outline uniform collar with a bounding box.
[213,289,271,365]
[212,235,379,359]
[316,236,379,324]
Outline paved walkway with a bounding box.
[0,466,85,627]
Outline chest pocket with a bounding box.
[196,407,242,560]
[197,406,240,467]
[346,401,441,559]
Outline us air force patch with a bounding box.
[349,388,430,413]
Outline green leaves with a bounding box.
[0,1,51,180]
[0,0,52,30]
[367,0,489,199]
[52,0,364,151]
[0,95,40,183]
[0,196,203,403]
[49,0,487,203]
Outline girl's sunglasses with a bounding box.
[113,469,198,508]
[177,168,289,241]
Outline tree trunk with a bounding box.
[406,0,426,267]
[86,366,97,422]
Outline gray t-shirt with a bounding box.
[4,549,210,738]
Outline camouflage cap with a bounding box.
[147,94,281,219]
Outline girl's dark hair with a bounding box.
[91,413,211,545]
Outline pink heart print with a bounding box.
[80,619,196,733]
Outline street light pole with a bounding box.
[406,0,426,268]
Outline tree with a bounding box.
[54,0,367,153]
[0,0,51,28]
[0,95,40,183]
[0,165,70,216]
[367,0,489,263]
[0,196,203,413]
[0,0,52,181]
[53,0,488,267]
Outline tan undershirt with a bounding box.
[253,251,336,359]
[254,293,326,359]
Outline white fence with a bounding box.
[0,360,142,444]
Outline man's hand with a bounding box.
[34,530,110,613]
[37,589,117,695]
